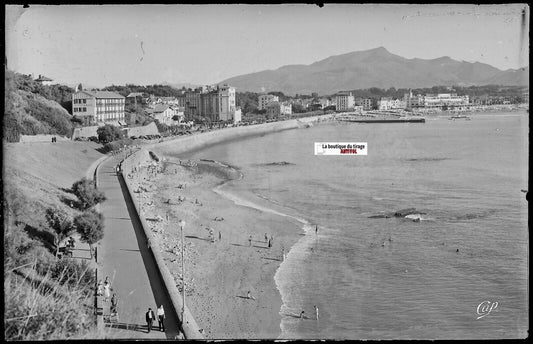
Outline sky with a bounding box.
[5,4,530,88]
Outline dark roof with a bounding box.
[81,90,125,99]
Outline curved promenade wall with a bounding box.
[120,149,204,339]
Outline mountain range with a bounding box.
[219,47,529,95]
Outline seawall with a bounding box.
[119,149,204,339]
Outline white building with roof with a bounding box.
[72,90,125,126]
[35,74,54,86]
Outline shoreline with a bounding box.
[137,156,304,338]
[132,117,332,338]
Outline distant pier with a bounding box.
[339,118,426,123]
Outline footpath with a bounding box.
[96,154,181,339]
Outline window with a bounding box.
[83,107,87,112]
[83,99,87,104]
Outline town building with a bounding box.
[72,90,125,126]
[183,84,240,123]
[266,101,292,118]
[126,92,146,108]
[423,93,469,109]
[404,90,424,109]
[378,97,406,110]
[362,98,375,111]
[258,94,280,110]
[145,104,176,126]
[335,92,355,111]
[35,74,53,86]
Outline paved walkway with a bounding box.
[97,154,181,339]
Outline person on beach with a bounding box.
[157,305,165,332]
[282,247,285,261]
[249,235,252,247]
[270,235,274,245]
[265,233,268,243]
[314,305,319,320]
[145,307,156,333]
[219,231,222,241]
[316,225,318,235]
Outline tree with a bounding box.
[97,124,124,143]
[71,178,106,210]
[45,207,74,257]
[73,210,104,259]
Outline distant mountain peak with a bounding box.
[220,47,528,95]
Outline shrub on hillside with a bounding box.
[45,208,75,257]
[71,178,106,210]
[50,258,95,290]
[97,124,124,143]
[73,210,104,259]
[103,138,133,153]
[26,95,73,137]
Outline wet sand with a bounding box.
[131,158,303,339]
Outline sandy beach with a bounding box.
[129,156,304,339]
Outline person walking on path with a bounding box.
[96,280,103,296]
[110,293,118,315]
[316,225,318,235]
[270,235,274,246]
[157,305,165,332]
[314,305,319,320]
[249,235,252,247]
[219,230,222,241]
[264,233,268,243]
[268,239,271,248]
[145,307,156,333]
[103,278,111,302]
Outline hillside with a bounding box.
[4,70,76,142]
[220,47,529,95]
[3,141,106,340]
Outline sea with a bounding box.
[176,111,529,339]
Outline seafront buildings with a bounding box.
[335,91,355,111]
[72,90,126,126]
[183,84,241,123]
[258,94,280,110]
[266,101,292,117]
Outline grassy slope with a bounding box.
[4,141,105,227]
[3,141,106,340]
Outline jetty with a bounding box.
[339,117,426,123]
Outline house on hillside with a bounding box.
[145,104,176,125]
[72,90,126,126]
[35,74,54,86]
[126,92,146,108]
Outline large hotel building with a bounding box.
[183,84,240,123]
[72,90,126,126]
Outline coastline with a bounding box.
[130,116,333,338]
